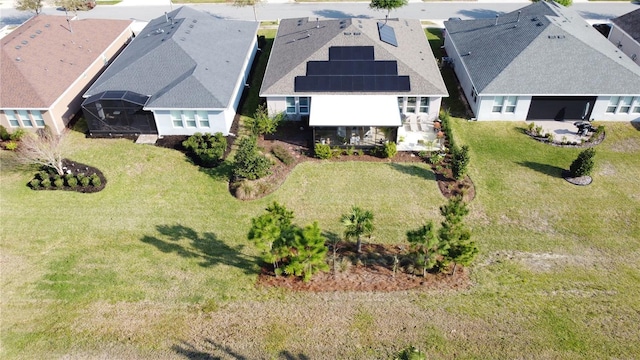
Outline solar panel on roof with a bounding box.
[377,22,398,47]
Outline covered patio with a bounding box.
[397,114,442,152]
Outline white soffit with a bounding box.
[309,95,402,127]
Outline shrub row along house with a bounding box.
[2,3,639,141]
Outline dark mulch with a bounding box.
[29,159,107,193]
[256,242,471,292]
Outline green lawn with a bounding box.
[1,28,640,360]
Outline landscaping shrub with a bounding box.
[247,104,284,136]
[4,141,18,151]
[41,178,51,188]
[0,125,9,141]
[29,179,41,189]
[66,176,78,188]
[395,346,427,360]
[53,178,64,188]
[429,152,444,165]
[314,143,332,159]
[545,132,554,142]
[570,148,596,177]
[182,132,227,167]
[90,174,101,187]
[232,136,271,180]
[451,145,470,180]
[382,141,397,158]
[590,125,605,142]
[271,145,295,165]
[354,149,363,156]
[80,176,91,187]
[527,122,535,132]
[9,129,26,141]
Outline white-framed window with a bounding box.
[285,97,296,114]
[419,97,429,113]
[607,96,639,114]
[31,111,45,127]
[299,97,310,114]
[197,111,209,127]
[505,96,517,113]
[407,97,417,113]
[171,111,183,127]
[17,110,33,127]
[6,111,20,127]
[492,96,504,113]
[183,111,196,127]
[397,97,404,113]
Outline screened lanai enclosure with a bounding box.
[82,91,156,136]
[313,126,395,146]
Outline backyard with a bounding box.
[1,29,640,359]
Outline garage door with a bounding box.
[527,96,596,121]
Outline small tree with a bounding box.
[341,206,374,253]
[532,0,572,7]
[248,104,283,136]
[283,222,330,281]
[369,0,408,17]
[15,0,43,14]
[569,148,595,177]
[438,196,477,275]
[248,202,295,271]
[55,0,87,13]
[451,145,470,180]
[16,127,68,176]
[233,0,262,22]
[232,136,271,180]
[406,221,449,277]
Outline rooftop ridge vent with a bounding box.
[36,29,42,34]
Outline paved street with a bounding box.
[1,1,639,28]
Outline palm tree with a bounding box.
[341,206,374,253]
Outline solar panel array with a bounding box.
[294,46,411,92]
[377,22,398,47]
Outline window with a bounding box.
[406,97,417,113]
[299,97,310,114]
[197,111,209,127]
[285,97,296,114]
[183,111,196,127]
[171,111,183,127]
[419,98,429,113]
[633,103,640,113]
[17,110,32,127]
[31,111,45,127]
[505,96,517,113]
[6,111,19,127]
[397,97,404,113]
[606,97,619,113]
[619,97,632,114]
[492,96,504,113]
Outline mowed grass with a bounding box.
[2,29,640,358]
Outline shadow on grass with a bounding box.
[198,160,233,182]
[141,224,256,273]
[517,161,564,178]
[387,163,435,181]
[172,339,309,360]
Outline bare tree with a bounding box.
[16,127,69,176]
[233,0,262,22]
[15,0,44,14]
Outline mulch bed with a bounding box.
[562,170,592,186]
[28,159,107,193]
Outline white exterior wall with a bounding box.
[444,32,480,116]
[476,96,532,121]
[591,96,640,121]
[398,96,442,121]
[265,97,288,116]
[153,110,227,136]
[608,26,640,65]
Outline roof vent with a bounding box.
[44,23,50,27]
[189,24,194,28]
[16,57,21,62]
[495,14,499,26]
[185,30,190,34]
[532,17,539,21]
[344,32,351,35]
[15,45,21,49]
[30,34,36,38]
[517,10,521,22]
[36,29,42,34]
[21,40,28,45]
[536,22,543,26]
[354,32,361,35]
[192,19,197,23]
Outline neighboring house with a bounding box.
[608,8,640,66]
[0,15,132,134]
[260,17,448,150]
[82,6,259,137]
[444,1,640,122]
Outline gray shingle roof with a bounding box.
[444,1,640,96]
[84,6,258,109]
[260,18,447,96]
[611,8,640,43]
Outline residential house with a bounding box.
[260,17,448,150]
[0,15,132,134]
[444,1,640,122]
[608,8,640,66]
[82,6,259,137]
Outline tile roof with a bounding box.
[0,15,132,109]
[444,1,640,96]
[84,6,259,109]
[611,8,640,43]
[260,17,447,96]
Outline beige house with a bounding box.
[0,15,132,134]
